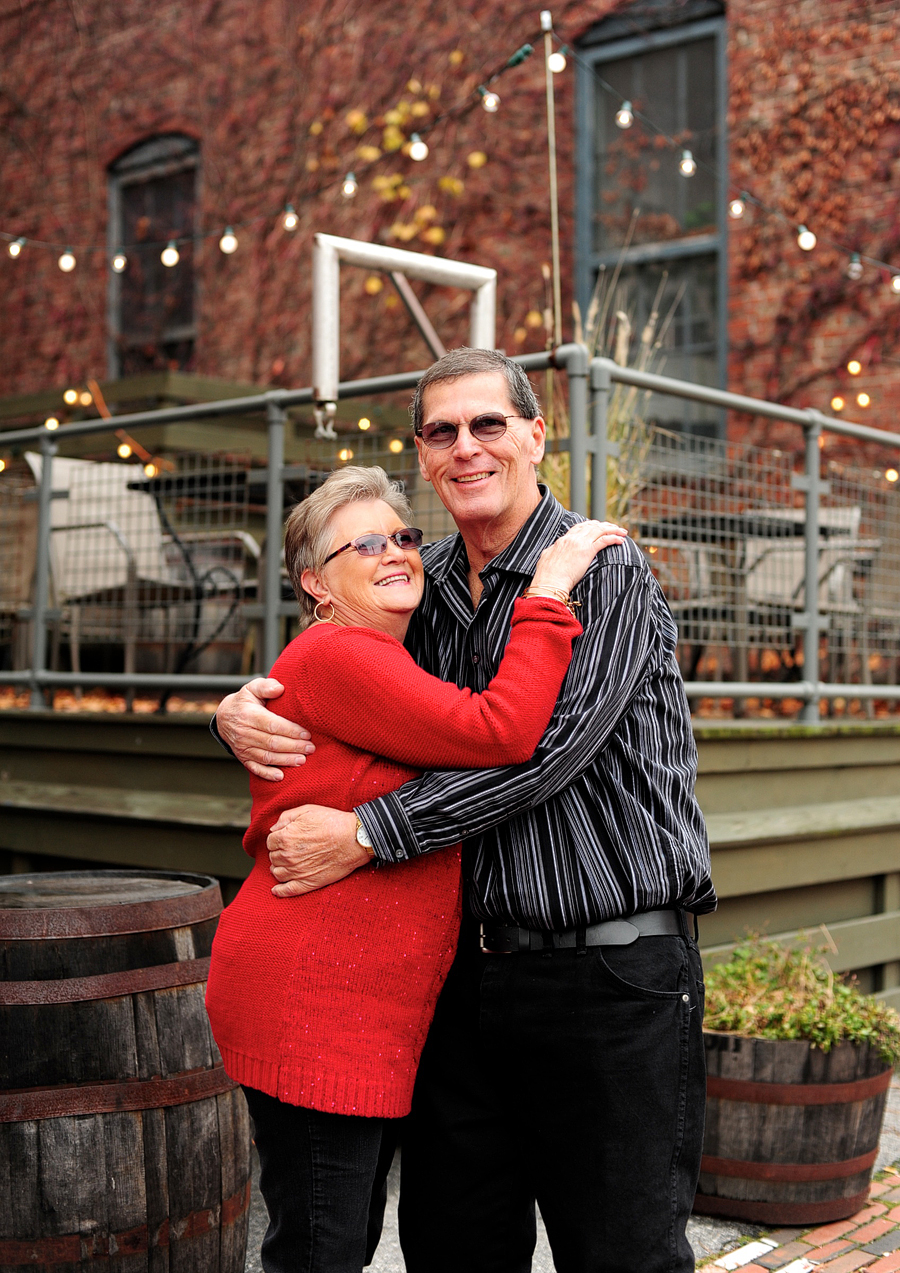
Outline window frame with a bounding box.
[575,14,729,430]
[106,135,201,378]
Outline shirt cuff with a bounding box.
[355,793,420,865]
[208,713,236,758]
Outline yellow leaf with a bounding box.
[389,222,418,242]
[420,225,446,245]
[305,156,320,172]
[356,144,382,162]
[525,310,543,328]
[514,327,528,344]
[345,109,368,134]
[309,120,323,136]
[407,79,422,94]
[411,101,430,118]
[449,49,464,66]
[438,175,465,196]
[467,150,488,169]
[397,185,411,198]
[383,126,405,152]
[384,109,403,127]
[364,276,383,295]
[414,204,438,223]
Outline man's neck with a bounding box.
[459,489,543,608]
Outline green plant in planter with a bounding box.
[704,937,900,1065]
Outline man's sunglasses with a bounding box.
[415,413,522,450]
[323,527,424,565]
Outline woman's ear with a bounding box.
[300,568,330,605]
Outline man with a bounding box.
[216,347,715,1273]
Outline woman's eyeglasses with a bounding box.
[323,527,424,564]
[415,413,521,450]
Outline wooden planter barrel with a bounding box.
[696,1030,893,1226]
[0,870,251,1273]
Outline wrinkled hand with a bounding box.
[267,805,369,897]
[531,520,629,595]
[216,678,314,781]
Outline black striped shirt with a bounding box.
[358,486,716,930]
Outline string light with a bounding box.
[341,172,358,198]
[548,48,567,73]
[388,438,404,453]
[111,251,127,273]
[337,447,354,461]
[79,390,92,406]
[797,225,817,251]
[885,468,898,483]
[117,442,132,458]
[891,276,900,294]
[847,359,862,375]
[479,87,500,113]
[219,227,238,254]
[615,100,633,129]
[846,253,863,280]
[282,204,299,231]
[58,249,76,272]
[357,417,371,431]
[0,459,6,473]
[857,391,871,407]
[161,241,180,267]
[728,197,745,219]
[679,149,696,177]
[144,462,159,478]
[408,134,429,161]
[63,388,79,405]
[8,237,25,258]
[44,416,60,431]
[830,396,845,412]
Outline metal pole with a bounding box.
[541,11,563,348]
[264,399,286,674]
[590,359,611,520]
[559,344,589,516]
[799,417,823,722]
[29,433,57,709]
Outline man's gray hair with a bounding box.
[284,466,413,628]
[410,347,542,433]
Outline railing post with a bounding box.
[798,413,825,722]
[557,344,589,516]
[590,359,612,521]
[264,398,286,674]
[29,434,57,709]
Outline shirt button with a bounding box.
[472,653,480,664]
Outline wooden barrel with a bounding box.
[0,870,251,1273]
[695,1030,892,1226]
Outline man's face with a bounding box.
[415,372,546,538]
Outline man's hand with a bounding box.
[267,805,370,897]
[217,678,314,781]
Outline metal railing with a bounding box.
[1,346,899,718]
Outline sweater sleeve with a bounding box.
[285,597,581,771]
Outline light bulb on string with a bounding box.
[886,468,899,483]
[357,417,371,431]
[8,237,25,258]
[79,391,92,406]
[282,204,299,231]
[111,250,127,273]
[679,149,696,177]
[161,241,180,267]
[44,417,60,431]
[219,227,238,254]
[58,249,76,272]
[857,392,871,408]
[388,438,404,454]
[341,173,358,198]
[479,87,500,113]
[337,448,354,462]
[548,49,567,73]
[0,459,6,473]
[846,253,863,281]
[117,442,132,459]
[615,100,633,129]
[63,389,79,406]
[797,225,816,251]
[728,197,745,219]
[408,134,429,161]
[144,462,159,478]
[831,396,845,412]
[847,360,862,376]
[891,275,900,294]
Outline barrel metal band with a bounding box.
[0,1063,236,1122]
[701,1146,878,1182]
[0,956,212,1005]
[693,1188,871,1226]
[0,1179,251,1264]
[0,886,221,939]
[706,1068,892,1106]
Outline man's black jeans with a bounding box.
[242,1086,396,1273]
[399,923,706,1273]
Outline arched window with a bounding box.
[107,135,199,377]
[576,1,726,436]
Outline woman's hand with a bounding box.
[531,520,629,595]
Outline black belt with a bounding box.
[479,908,690,954]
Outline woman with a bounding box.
[205,466,627,1273]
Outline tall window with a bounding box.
[576,1,726,436]
[107,135,199,377]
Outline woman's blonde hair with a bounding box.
[284,466,414,627]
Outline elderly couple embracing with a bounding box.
[204,348,715,1273]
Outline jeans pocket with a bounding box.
[594,936,690,1000]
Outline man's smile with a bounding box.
[452,471,494,484]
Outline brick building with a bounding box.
[0,0,898,458]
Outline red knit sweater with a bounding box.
[205,597,581,1118]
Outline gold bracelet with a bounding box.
[521,586,581,614]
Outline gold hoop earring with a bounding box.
[313,601,336,623]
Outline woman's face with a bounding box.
[302,499,425,637]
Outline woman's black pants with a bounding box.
[242,1086,396,1273]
